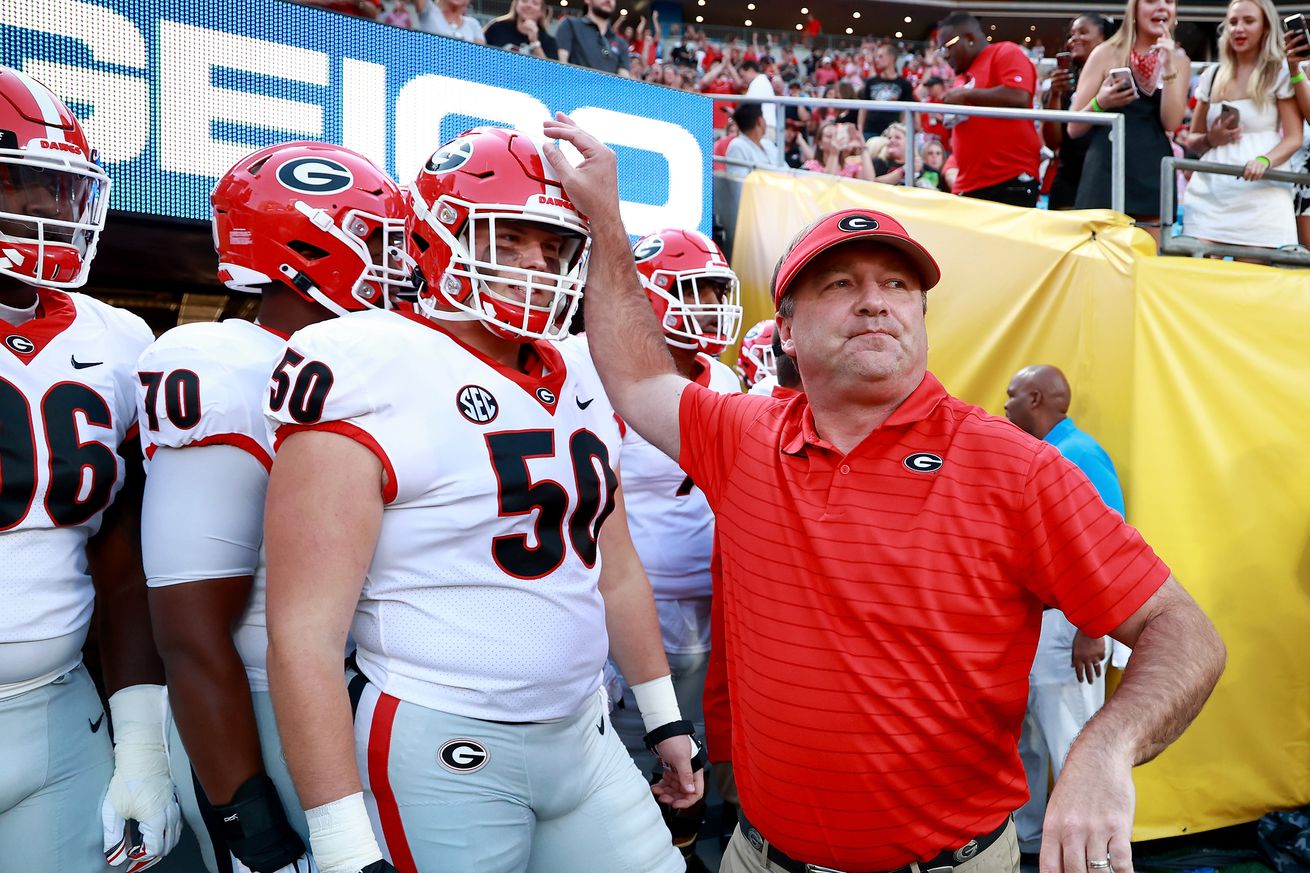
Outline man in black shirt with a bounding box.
[556,0,631,76]
[857,44,914,139]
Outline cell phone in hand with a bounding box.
[1285,13,1309,45]
[1108,66,1138,95]
[1218,103,1241,128]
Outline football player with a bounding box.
[262,126,702,873]
[135,141,407,873]
[611,227,742,870]
[735,318,777,390]
[747,324,802,398]
[0,65,179,871]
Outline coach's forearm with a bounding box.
[584,217,679,406]
[1070,592,1224,768]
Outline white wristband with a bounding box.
[304,793,383,873]
[631,675,682,734]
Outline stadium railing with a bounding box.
[707,93,1126,213]
[1159,156,1310,267]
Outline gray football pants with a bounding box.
[352,680,683,873]
[0,665,113,872]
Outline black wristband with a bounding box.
[643,719,695,751]
[215,773,306,873]
[643,720,707,773]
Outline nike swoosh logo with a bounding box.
[576,397,594,409]
[70,356,103,369]
[597,717,605,735]
[89,713,104,733]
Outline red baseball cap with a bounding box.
[772,208,942,307]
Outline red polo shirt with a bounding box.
[678,372,1168,870]
[948,42,1040,195]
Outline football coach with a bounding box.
[544,112,1225,873]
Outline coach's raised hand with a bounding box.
[543,112,621,228]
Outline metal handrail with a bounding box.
[707,93,1125,213]
[1159,156,1310,266]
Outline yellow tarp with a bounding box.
[729,169,1310,838]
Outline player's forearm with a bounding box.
[269,640,363,809]
[151,583,264,804]
[1071,590,1224,768]
[597,492,669,685]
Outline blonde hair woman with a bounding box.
[1067,0,1190,240]
[1183,0,1302,247]
[483,0,557,59]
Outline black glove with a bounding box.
[215,774,307,873]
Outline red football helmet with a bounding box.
[0,65,110,289]
[633,228,742,356]
[736,319,777,386]
[211,141,408,315]
[407,127,590,342]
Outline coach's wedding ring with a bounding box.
[1088,859,1113,869]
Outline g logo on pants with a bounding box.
[438,738,490,773]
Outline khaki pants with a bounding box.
[721,817,1020,873]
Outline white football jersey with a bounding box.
[621,354,740,601]
[748,374,779,396]
[136,318,285,691]
[0,291,152,691]
[265,310,624,722]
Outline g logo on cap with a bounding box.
[836,214,881,233]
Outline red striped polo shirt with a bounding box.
[678,371,1169,870]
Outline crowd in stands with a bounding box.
[294,0,1310,254]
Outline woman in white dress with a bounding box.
[1184,0,1303,248]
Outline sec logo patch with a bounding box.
[457,385,499,424]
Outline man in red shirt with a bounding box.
[544,113,1227,873]
[938,13,1042,206]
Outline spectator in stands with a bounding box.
[556,0,631,76]
[1043,14,1114,209]
[1183,0,1301,249]
[380,0,417,27]
[701,57,743,133]
[483,0,557,59]
[858,44,916,139]
[918,76,950,143]
[741,60,778,135]
[826,81,861,128]
[803,121,873,179]
[937,12,1043,206]
[814,56,840,88]
[712,118,739,172]
[1285,22,1310,245]
[873,121,909,184]
[415,0,485,42]
[783,119,814,168]
[783,81,813,129]
[725,103,785,178]
[804,11,823,45]
[1068,0,1191,241]
[917,138,952,190]
[298,0,380,17]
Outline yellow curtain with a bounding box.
[729,169,1310,838]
